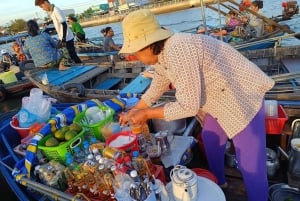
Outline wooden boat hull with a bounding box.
[24,61,176,103]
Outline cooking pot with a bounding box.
[151,118,186,135]
[170,165,198,201]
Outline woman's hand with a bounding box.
[118,109,148,126]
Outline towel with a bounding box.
[12,99,102,179]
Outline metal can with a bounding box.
[102,146,123,160]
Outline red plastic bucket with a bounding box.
[105,131,139,153]
[10,116,30,139]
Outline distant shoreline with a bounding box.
[80,0,215,28]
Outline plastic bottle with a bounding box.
[73,146,85,163]
[150,179,162,201]
[83,141,91,159]
[131,124,148,155]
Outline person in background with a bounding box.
[11,41,27,63]
[23,20,70,71]
[241,0,264,37]
[0,50,13,72]
[118,9,274,201]
[67,16,86,43]
[103,26,121,52]
[225,10,242,31]
[35,0,82,64]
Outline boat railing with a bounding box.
[234,32,300,50]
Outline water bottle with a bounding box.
[73,146,85,163]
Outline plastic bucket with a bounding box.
[9,116,30,139]
[105,131,138,153]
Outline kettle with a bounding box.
[170,165,198,201]
[266,148,280,177]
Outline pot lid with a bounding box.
[175,169,195,182]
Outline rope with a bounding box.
[72,193,91,201]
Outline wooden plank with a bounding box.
[120,75,152,94]
[281,59,300,73]
[107,72,139,79]
[44,66,96,85]
[63,66,109,85]
[95,78,122,89]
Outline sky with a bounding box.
[0,0,105,26]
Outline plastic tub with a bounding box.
[105,131,138,153]
[265,105,288,135]
[0,70,17,84]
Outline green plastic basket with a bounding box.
[38,128,85,164]
[73,105,114,141]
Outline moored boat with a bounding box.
[186,0,299,51]
[23,60,175,103]
[0,62,35,102]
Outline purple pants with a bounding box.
[201,104,268,201]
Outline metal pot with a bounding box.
[170,165,198,201]
[266,148,280,177]
[151,118,186,135]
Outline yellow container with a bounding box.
[0,70,18,84]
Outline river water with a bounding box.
[1,3,300,113]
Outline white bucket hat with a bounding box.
[119,9,174,54]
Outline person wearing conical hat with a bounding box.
[118,9,274,201]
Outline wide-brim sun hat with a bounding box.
[119,9,174,54]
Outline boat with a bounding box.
[23,60,175,103]
[240,44,300,116]
[186,0,299,51]
[0,62,35,102]
[0,102,299,201]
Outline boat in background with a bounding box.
[185,0,299,51]
[23,60,174,103]
[0,61,35,102]
[241,45,300,116]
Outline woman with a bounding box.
[103,26,120,52]
[23,20,70,71]
[68,16,86,43]
[119,9,274,201]
[241,1,264,37]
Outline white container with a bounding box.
[264,100,278,117]
[170,165,198,201]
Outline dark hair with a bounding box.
[104,27,112,35]
[252,1,263,9]
[140,39,166,55]
[68,16,77,22]
[35,0,48,6]
[27,20,40,36]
